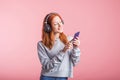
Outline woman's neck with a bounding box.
[54,33,60,40]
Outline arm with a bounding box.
[37,41,65,71]
[70,47,81,66]
[68,36,81,66]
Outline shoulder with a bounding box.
[37,40,43,47]
[37,40,42,44]
[37,40,47,51]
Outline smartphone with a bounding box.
[73,31,80,39]
[69,31,80,43]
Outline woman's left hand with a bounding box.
[72,37,80,47]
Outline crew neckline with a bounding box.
[55,38,60,41]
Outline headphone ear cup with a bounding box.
[44,23,51,33]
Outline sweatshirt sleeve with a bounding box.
[37,41,65,71]
[67,36,81,66]
[70,47,81,66]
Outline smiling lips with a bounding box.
[58,27,63,30]
[57,27,60,30]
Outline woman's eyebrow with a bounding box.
[53,20,62,23]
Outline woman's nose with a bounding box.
[58,22,63,27]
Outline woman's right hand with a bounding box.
[62,42,73,52]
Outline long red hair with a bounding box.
[42,13,68,49]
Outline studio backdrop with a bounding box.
[0,0,120,80]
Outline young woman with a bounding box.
[37,12,81,80]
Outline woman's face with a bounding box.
[51,16,63,33]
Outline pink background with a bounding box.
[0,0,120,80]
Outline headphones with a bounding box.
[44,12,64,33]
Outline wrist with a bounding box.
[73,45,79,48]
[62,49,66,53]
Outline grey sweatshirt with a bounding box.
[37,36,81,78]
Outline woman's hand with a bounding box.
[62,42,73,52]
[72,37,80,48]
[62,37,80,52]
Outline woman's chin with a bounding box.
[59,30,63,33]
[55,30,63,33]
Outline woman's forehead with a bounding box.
[52,16,61,22]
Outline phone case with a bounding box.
[74,31,80,39]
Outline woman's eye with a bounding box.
[53,21,62,26]
[54,23,58,26]
[59,21,62,23]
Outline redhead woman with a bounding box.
[37,12,81,80]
